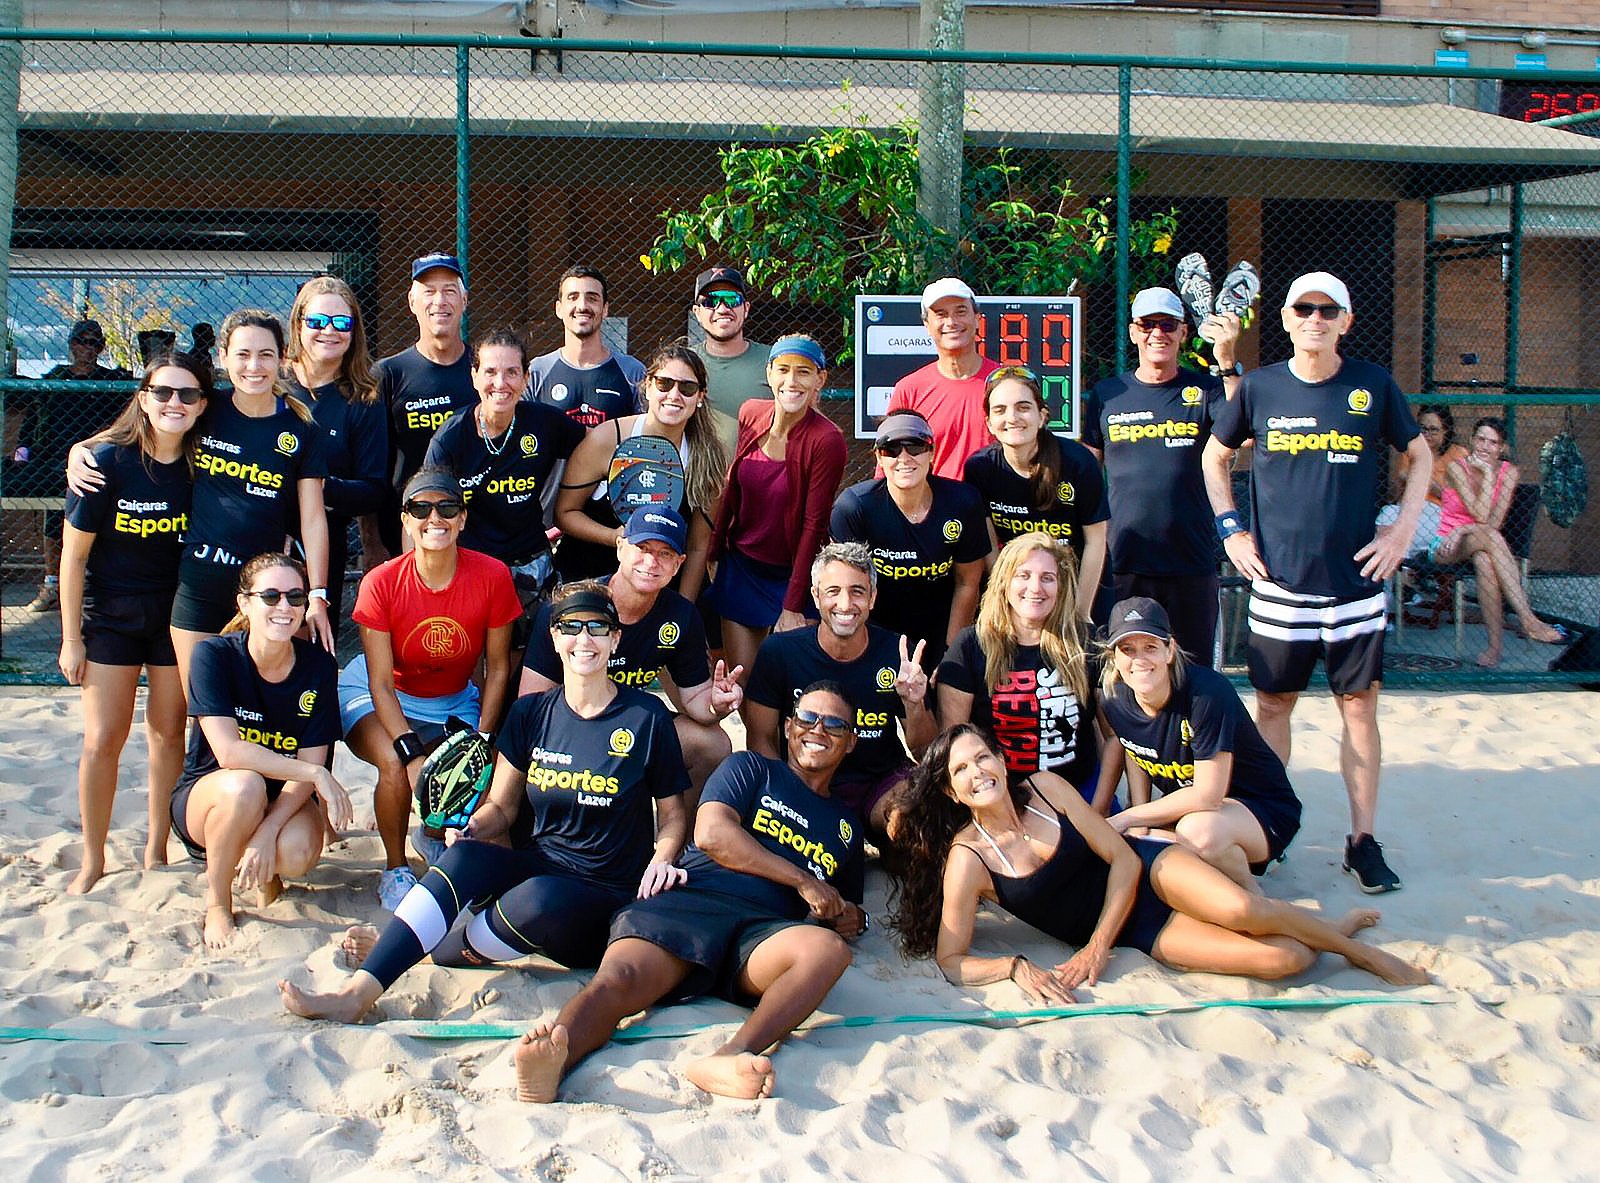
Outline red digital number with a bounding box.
[998,313,1028,365]
[1523,91,1553,122]
[975,314,987,354]
[1580,93,1600,114]
[1041,313,1073,367]
[1551,92,1576,119]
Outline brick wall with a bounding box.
[1381,1,1599,30]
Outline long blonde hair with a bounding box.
[644,341,728,517]
[219,309,313,424]
[976,532,1089,705]
[219,552,308,636]
[285,276,377,405]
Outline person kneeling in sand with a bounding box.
[514,682,869,1103]
[889,725,1427,1003]
[169,554,352,949]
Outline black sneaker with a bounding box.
[1343,833,1401,894]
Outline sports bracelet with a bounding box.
[1215,511,1245,541]
[393,731,426,764]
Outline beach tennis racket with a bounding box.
[415,718,494,836]
[607,434,685,522]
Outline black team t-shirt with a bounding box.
[935,625,1099,790]
[676,751,865,918]
[375,346,475,489]
[425,400,584,565]
[528,350,644,429]
[1082,367,1224,577]
[289,378,390,522]
[1212,359,1420,599]
[829,475,990,668]
[1102,665,1299,817]
[961,440,1108,561]
[495,685,689,893]
[64,441,191,598]
[745,624,909,782]
[180,633,340,793]
[187,397,328,568]
[521,576,709,692]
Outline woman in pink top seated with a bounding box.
[1431,416,1564,667]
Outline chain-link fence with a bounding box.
[1,28,1598,684]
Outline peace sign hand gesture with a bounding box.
[895,635,929,707]
[709,659,744,719]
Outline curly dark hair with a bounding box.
[888,722,1029,959]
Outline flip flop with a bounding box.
[1174,252,1214,325]
[1214,260,1261,320]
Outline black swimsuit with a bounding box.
[974,789,1174,955]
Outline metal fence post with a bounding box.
[456,43,471,338]
[1114,63,1132,373]
[1505,182,1524,446]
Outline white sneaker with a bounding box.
[377,866,418,912]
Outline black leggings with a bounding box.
[362,840,634,989]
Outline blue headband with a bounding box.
[768,335,827,369]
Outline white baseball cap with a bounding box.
[1130,288,1185,321]
[920,276,977,312]
[1283,272,1352,313]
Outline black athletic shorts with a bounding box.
[171,555,245,634]
[82,590,178,667]
[1239,793,1302,875]
[169,771,287,861]
[1246,581,1386,696]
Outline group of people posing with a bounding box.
[54,258,1433,1102]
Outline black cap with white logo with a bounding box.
[1106,596,1172,645]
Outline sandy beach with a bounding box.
[3,684,1599,1180]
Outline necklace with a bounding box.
[479,408,513,456]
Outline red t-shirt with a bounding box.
[352,547,522,699]
[887,356,1001,480]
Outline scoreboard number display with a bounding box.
[854,294,1083,440]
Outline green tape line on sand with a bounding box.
[0,993,1458,1048]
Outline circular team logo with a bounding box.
[1057,481,1075,504]
[1180,385,1203,406]
[519,434,538,456]
[549,383,571,403]
[297,690,317,717]
[866,305,883,323]
[875,666,896,690]
[1348,388,1371,415]
[413,616,470,661]
[658,621,680,647]
[941,518,961,542]
[275,432,299,456]
[839,818,853,845]
[607,727,635,757]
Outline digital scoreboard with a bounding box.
[853,294,1083,440]
[1497,83,1600,135]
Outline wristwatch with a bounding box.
[1209,360,1244,378]
[308,587,330,603]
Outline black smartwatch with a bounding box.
[1209,360,1244,378]
[393,731,426,765]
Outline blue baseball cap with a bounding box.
[768,334,828,369]
[622,506,688,554]
[412,252,464,281]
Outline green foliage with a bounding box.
[642,89,1179,349]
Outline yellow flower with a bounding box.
[826,141,845,158]
[639,254,654,272]
[1152,233,1172,255]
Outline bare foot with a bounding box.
[279,973,383,1023]
[204,904,237,950]
[257,876,284,908]
[1337,908,1381,937]
[1345,941,1431,987]
[339,924,380,971]
[684,1052,775,1100]
[68,857,106,895]
[144,837,169,870]
[514,1023,569,1103]
[1524,622,1564,645]
[1474,647,1502,669]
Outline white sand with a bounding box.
[3,685,1599,1180]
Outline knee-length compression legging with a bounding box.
[361,839,634,989]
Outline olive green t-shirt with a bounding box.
[695,341,770,422]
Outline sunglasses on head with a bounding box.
[553,617,617,637]
[695,290,746,310]
[402,498,464,520]
[145,384,205,405]
[1289,302,1343,321]
[988,365,1038,385]
[245,588,308,607]
[1134,317,1184,335]
[651,374,704,397]
[877,439,932,459]
[793,707,854,736]
[303,313,354,332]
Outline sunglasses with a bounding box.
[1289,302,1343,321]
[402,498,464,520]
[651,374,704,397]
[695,290,745,310]
[245,588,308,607]
[793,707,854,736]
[1134,317,1184,335]
[303,313,354,332]
[145,384,205,405]
[988,365,1038,385]
[877,439,933,459]
[553,618,617,637]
